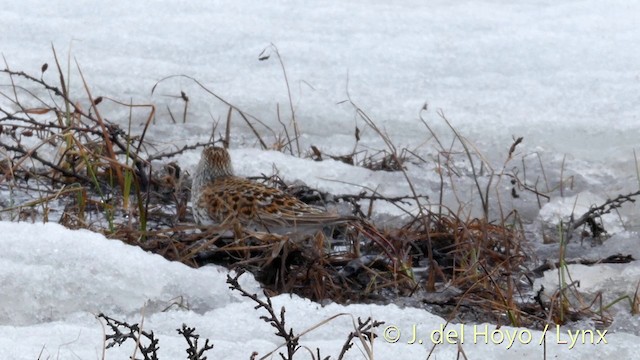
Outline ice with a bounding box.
[535,263,631,299]
[588,232,640,260]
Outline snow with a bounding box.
[537,191,626,234]
[2,0,640,358]
[0,222,256,327]
[2,1,639,164]
[1,221,638,359]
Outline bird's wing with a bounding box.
[204,177,350,228]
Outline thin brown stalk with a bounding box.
[74,58,124,191]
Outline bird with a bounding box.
[190,146,350,233]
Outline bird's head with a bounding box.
[198,146,234,179]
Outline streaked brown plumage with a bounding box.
[191,146,347,231]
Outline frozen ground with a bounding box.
[1,0,640,358]
[1,221,638,359]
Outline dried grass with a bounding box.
[2,49,636,337]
